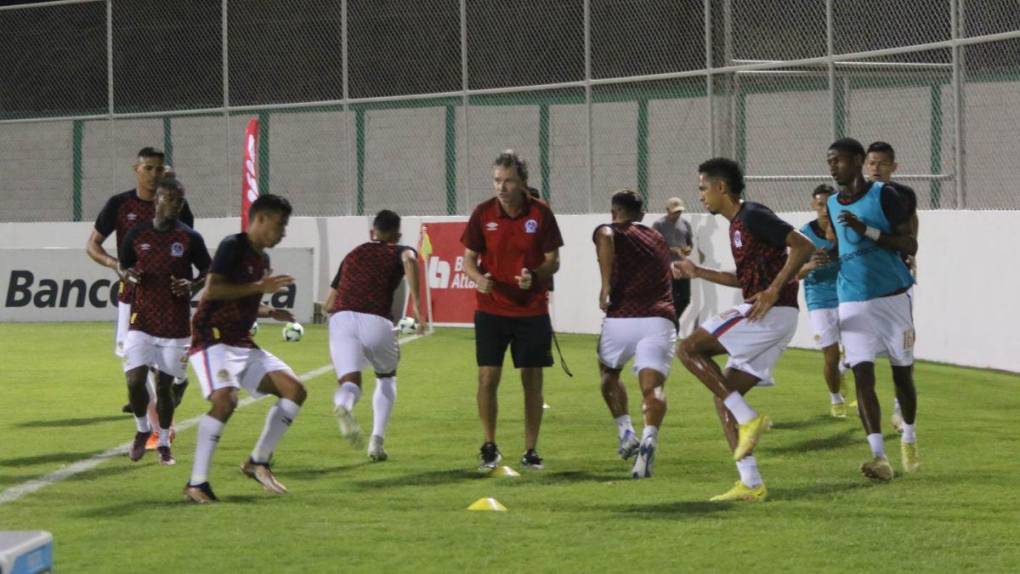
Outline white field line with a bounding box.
[0,333,423,505]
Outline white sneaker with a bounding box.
[368,435,388,462]
[618,430,640,460]
[333,404,363,448]
[631,438,656,479]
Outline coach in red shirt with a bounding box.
[461,151,564,471]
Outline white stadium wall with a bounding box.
[1,210,1017,372]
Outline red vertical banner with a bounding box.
[411,221,476,325]
[241,118,260,231]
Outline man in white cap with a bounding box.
[652,197,693,327]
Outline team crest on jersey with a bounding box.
[127,212,137,221]
[170,242,184,257]
[524,219,538,234]
[733,230,743,248]
[486,222,499,231]
[140,243,151,251]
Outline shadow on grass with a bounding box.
[767,479,875,501]
[16,415,125,428]
[74,495,263,518]
[532,470,624,484]
[353,468,483,489]
[285,461,373,479]
[0,451,105,467]
[769,415,836,431]
[767,429,856,454]
[616,500,733,518]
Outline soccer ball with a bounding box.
[282,322,304,342]
[249,321,259,337]
[397,316,418,335]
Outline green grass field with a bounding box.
[1,323,1018,572]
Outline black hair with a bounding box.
[829,137,866,159]
[611,188,644,216]
[493,150,529,182]
[866,141,896,161]
[373,209,401,234]
[156,177,185,196]
[698,157,745,196]
[812,184,835,197]
[136,147,165,161]
[248,194,292,220]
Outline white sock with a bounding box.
[190,415,225,485]
[893,398,902,414]
[723,392,758,425]
[251,398,301,463]
[134,416,151,433]
[174,377,188,386]
[371,377,397,438]
[641,425,658,443]
[901,423,917,444]
[830,392,845,405]
[867,432,885,458]
[614,414,635,440]
[158,427,171,447]
[334,382,362,412]
[736,455,763,487]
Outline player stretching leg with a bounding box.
[184,195,306,503]
[593,190,676,478]
[324,210,425,461]
[675,159,813,502]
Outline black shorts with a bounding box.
[671,279,691,321]
[475,311,554,368]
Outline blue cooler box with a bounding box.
[0,532,52,574]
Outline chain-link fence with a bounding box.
[1,0,1017,222]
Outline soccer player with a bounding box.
[324,210,425,462]
[183,194,305,503]
[461,150,564,471]
[593,189,676,478]
[865,141,919,432]
[796,184,848,417]
[826,138,920,481]
[118,179,210,465]
[675,158,813,502]
[651,197,694,327]
[86,148,195,420]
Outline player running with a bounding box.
[183,195,306,503]
[593,189,676,478]
[118,179,210,465]
[324,210,425,462]
[675,158,813,502]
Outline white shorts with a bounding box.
[114,301,131,358]
[700,303,798,386]
[598,316,676,377]
[329,311,400,377]
[189,344,296,400]
[122,331,189,379]
[839,292,915,368]
[808,308,840,349]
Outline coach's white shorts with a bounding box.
[839,292,914,368]
[700,303,798,386]
[598,316,676,377]
[122,331,189,379]
[189,344,296,400]
[809,307,840,349]
[329,311,400,377]
[114,301,131,358]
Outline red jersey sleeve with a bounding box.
[461,206,487,253]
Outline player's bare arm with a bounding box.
[203,272,293,301]
[86,229,121,275]
[462,248,493,294]
[747,229,813,321]
[258,303,294,322]
[402,249,427,334]
[673,258,741,288]
[837,211,917,256]
[595,226,615,311]
[323,287,338,315]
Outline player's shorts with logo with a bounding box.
[329,310,400,376]
[122,331,189,379]
[598,316,676,376]
[808,307,840,349]
[189,344,296,400]
[700,302,798,385]
[114,300,131,357]
[838,291,914,367]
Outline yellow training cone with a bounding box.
[468,497,508,512]
[488,465,520,478]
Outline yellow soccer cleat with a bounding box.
[901,441,921,473]
[709,480,768,502]
[733,414,770,461]
[830,402,848,419]
[860,456,895,481]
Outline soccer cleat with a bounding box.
[891,411,905,433]
[618,430,640,460]
[631,438,656,479]
[520,449,544,470]
[830,402,848,419]
[241,458,288,494]
[709,480,768,502]
[183,481,219,504]
[901,441,921,473]
[129,431,151,462]
[367,435,388,462]
[157,446,176,466]
[733,415,770,461]
[145,432,160,451]
[333,404,363,448]
[860,456,895,481]
[479,442,502,470]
